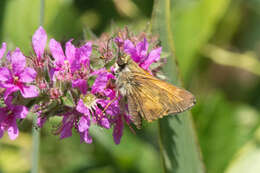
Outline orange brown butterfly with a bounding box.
[113,54,196,129]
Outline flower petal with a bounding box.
[4,95,13,108]
[49,39,65,67]
[79,42,92,66]
[140,47,162,70]
[91,71,115,94]
[136,38,148,59]
[65,39,76,66]
[124,39,139,62]
[60,124,73,139]
[95,107,110,129]
[7,119,19,140]
[20,85,39,98]
[80,130,92,144]
[11,48,26,75]
[32,26,47,59]
[72,79,88,95]
[0,67,11,82]
[96,98,120,115]
[0,42,6,59]
[4,86,19,100]
[13,105,28,119]
[37,116,47,128]
[60,115,73,139]
[113,116,123,144]
[19,67,37,83]
[78,115,90,132]
[100,117,110,129]
[0,108,7,123]
[76,99,90,115]
[0,128,3,139]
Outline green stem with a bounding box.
[31,116,40,173]
[31,1,44,173]
[39,0,44,26]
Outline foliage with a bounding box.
[0,0,260,173]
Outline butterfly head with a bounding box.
[117,54,130,69]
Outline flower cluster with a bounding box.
[0,27,162,144]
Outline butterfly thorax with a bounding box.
[115,57,139,96]
[115,67,134,96]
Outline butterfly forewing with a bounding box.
[116,57,196,128]
[127,73,195,127]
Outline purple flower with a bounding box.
[114,113,133,144]
[58,112,76,139]
[37,114,47,128]
[76,93,111,130]
[91,69,132,144]
[0,48,39,99]
[113,115,123,144]
[78,115,92,143]
[78,42,92,68]
[32,26,47,61]
[49,39,92,82]
[56,104,93,144]
[49,39,75,76]
[72,79,88,95]
[91,68,115,95]
[123,38,162,70]
[76,100,92,143]
[0,96,28,140]
[0,42,6,60]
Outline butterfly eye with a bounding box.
[117,56,127,69]
[117,57,125,66]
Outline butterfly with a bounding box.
[115,54,196,129]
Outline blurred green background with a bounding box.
[1,0,260,173]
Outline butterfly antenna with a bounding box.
[102,96,118,114]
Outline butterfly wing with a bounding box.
[126,72,196,128]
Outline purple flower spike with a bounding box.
[0,48,39,99]
[32,26,47,60]
[0,96,28,140]
[0,42,6,60]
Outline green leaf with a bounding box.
[171,0,231,83]
[2,0,83,54]
[225,127,260,173]
[151,0,204,173]
[193,92,260,173]
[61,91,75,107]
[91,125,162,173]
